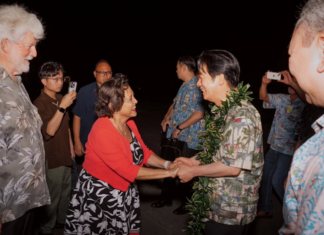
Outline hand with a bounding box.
[60,91,77,109]
[278,70,296,86]
[177,164,195,183]
[168,167,179,178]
[171,128,181,139]
[284,177,288,190]
[262,71,272,85]
[71,147,76,159]
[168,161,182,170]
[175,155,201,166]
[74,140,85,156]
[161,118,171,132]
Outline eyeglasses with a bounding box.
[47,77,69,83]
[96,71,112,76]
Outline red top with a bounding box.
[83,117,154,192]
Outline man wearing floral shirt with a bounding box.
[258,71,304,217]
[151,56,205,214]
[279,0,324,234]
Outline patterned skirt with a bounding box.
[64,169,141,235]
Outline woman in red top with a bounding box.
[64,74,179,235]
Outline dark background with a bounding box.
[5,0,305,124]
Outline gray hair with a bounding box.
[0,5,44,43]
[296,0,324,47]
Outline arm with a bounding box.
[161,104,174,132]
[46,92,76,136]
[136,167,178,180]
[172,111,204,139]
[146,153,179,169]
[279,70,306,102]
[73,115,84,156]
[259,72,271,102]
[68,129,75,159]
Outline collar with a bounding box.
[41,89,59,102]
[312,114,324,133]
[0,64,21,83]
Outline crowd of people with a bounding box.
[1,0,324,234]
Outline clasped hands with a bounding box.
[167,155,201,183]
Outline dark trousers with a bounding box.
[258,148,293,213]
[160,148,200,203]
[204,220,249,235]
[2,208,36,235]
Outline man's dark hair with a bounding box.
[95,73,129,118]
[38,61,64,80]
[178,56,196,72]
[197,50,240,88]
[95,59,111,70]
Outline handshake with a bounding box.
[166,155,201,183]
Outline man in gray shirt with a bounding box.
[0,5,50,235]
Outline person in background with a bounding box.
[0,4,50,235]
[151,56,205,215]
[34,62,76,235]
[257,70,304,218]
[64,74,179,235]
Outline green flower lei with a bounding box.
[184,82,253,235]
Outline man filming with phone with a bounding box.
[257,70,304,218]
[34,62,76,235]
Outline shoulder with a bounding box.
[33,94,45,105]
[228,101,261,125]
[79,82,97,93]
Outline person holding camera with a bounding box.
[257,70,304,218]
[34,62,76,235]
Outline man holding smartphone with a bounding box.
[257,70,304,218]
[34,62,76,235]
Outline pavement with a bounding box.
[50,100,283,235]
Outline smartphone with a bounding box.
[68,81,77,93]
[267,72,282,80]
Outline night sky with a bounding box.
[5,0,305,107]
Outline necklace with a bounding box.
[111,119,127,135]
[52,100,58,106]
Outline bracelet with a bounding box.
[164,160,170,170]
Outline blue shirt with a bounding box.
[72,82,98,147]
[280,115,324,235]
[166,76,205,150]
[263,94,304,155]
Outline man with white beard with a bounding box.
[280,0,324,234]
[0,5,50,235]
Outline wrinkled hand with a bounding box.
[262,71,272,85]
[177,164,195,183]
[60,91,77,109]
[175,155,201,166]
[171,128,181,139]
[278,70,296,86]
[161,118,171,132]
[74,140,85,156]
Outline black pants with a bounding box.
[2,208,36,235]
[160,148,200,203]
[204,221,249,235]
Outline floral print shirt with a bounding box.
[209,101,264,225]
[263,94,304,155]
[0,66,50,223]
[166,76,205,149]
[280,114,324,235]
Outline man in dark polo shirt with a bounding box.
[34,62,76,235]
[73,60,112,156]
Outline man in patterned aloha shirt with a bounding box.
[258,70,304,218]
[0,5,50,235]
[151,56,205,215]
[176,50,264,235]
[279,0,324,234]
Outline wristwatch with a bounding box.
[57,107,66,114]
[176,125,183,131]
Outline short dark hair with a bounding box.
[95,60,111,70]
[178,56,196,72]
[95,73,129,118]
[38,61,64,80]
[197,50,240,88]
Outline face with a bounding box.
[176,62,184,80]
[117,86,138,118]
[197,64,221,104]
[42,71,64,93]
[289,24,324,105]
[94,62,112,87]
[8,32,37,74]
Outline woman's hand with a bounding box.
[168,167,179,178]
[168,161,182,170]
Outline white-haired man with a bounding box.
[0,5,50,235]
[280,0,324,234]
